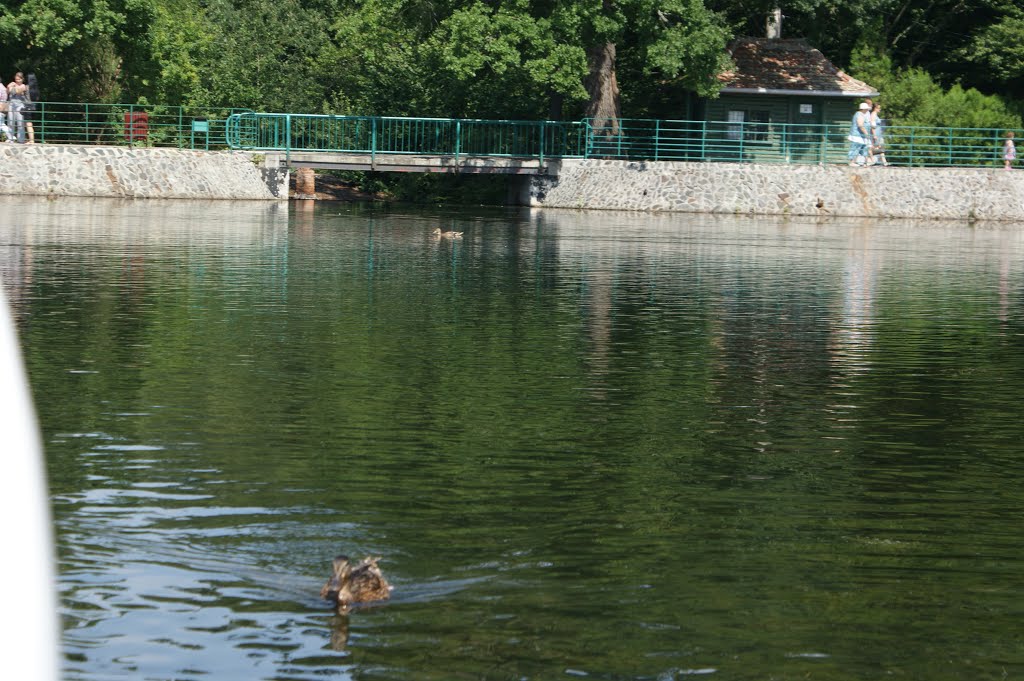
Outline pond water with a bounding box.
[2,196,1023,680]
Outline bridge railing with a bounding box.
[226,113,588,161]
[584,118,1019,168]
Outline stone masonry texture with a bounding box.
[530,159,1024,221]
[0,145,286,200]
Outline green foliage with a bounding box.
[314,1,431,116]
[958,6,1024,98]
[0,0,1020,128]
[426,3,588,117]
[849,42,1023,130]
[0,0,156,101]
[308,0,730,121]
[146,0,210,103]
[192,0,333,110]
[623,0,730,97]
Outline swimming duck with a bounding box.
[320,555,392,613]
[432,228,463,239]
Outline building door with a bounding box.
[788,100,824,163]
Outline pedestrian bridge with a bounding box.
[228,113,584,175]
[225,111,1015,173]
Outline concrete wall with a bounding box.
[527,159,1024,221]
[0,145,287,200]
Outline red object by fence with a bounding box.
[124,111,148,142]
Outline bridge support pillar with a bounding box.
[255,152,290,199]
[296,167,316,196]
[509,172,560,207]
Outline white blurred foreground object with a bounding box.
[0,284,59,680]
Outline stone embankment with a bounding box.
[527,159,1024,221]
[5,145,1024,219]
[0,145,286,200]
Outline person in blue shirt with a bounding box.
[847,102,871,167]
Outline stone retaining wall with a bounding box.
[0,145,287,200]
[528,159,1024,221]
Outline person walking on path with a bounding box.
[1004,132,1016,170]
[848,102,872,167]
[870,103,890,166]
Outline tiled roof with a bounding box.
[718,38,877,96]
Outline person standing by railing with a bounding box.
[22,73,39,144]
[1004,132,1016,170]
[6,72,28,143]
[848,102,872,167]
[0,77,13,143]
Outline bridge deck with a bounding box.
[264,151,549,175]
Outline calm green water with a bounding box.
[2,196,1024,680]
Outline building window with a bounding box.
[727,110,744,140]
[727,109,771,143]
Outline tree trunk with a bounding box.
[548,91,564,120]
[584,41,621,136]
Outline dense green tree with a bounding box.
[848,43,1022,130]
[569,0,730,128]
[191,0,334,109]
[316,0,471,117]
[0,0,157,101]
[424,2,588,119]
[0,0,1021,128]
[145,0,211,104]
[958,2,1024,100]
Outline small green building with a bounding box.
[703,38,878,163]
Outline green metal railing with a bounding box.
[8,104,1020,170]
[583,118,1021,168]
[224,112,587,163]
[12,102,248,149]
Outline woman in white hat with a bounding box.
[848,101,872,167]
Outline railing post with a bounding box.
[455,119,461,164]
[371,117,377,167]
[701,120,707,161]
[909,127,915,166]
[947,128,953,166]
[654,119,660,161]
[539,121,545,166]
[285,114,291,165]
